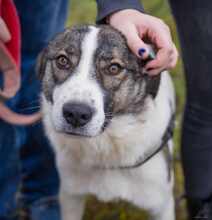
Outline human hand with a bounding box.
[0,17,11,42]
[109,9,178,75]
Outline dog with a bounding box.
[37,24,176,220]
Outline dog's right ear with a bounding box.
[36,48,48,80]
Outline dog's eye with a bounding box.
[56,55,71,69]
[109,63,122,75]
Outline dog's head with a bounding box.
[38,25,160,137]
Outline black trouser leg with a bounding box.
[169,0,212,218]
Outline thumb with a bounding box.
[124,25,149,59]
[0,18,11,43]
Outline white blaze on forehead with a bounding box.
[52,26,105,136]
[77,26,99,79]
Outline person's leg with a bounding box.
[17,123,61,220]
[0,121,24,220]
[169,0,212,218]
[14,0,69,219]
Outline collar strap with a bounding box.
[97,114,175,170]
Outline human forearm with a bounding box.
[96,0,144,23]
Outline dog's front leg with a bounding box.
[150,195,175,220]
[60,191,85,220]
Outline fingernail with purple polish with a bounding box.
[138,48,146,57]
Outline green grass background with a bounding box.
[67,1,187,219]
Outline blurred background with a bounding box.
[67,0,186,219]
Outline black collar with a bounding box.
[96,114,175,170]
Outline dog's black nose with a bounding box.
[62,103,93,128]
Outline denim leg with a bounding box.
[169,0,212,199]
[18,123,61,220]
[13,0,69,219]
[0,121,25,220]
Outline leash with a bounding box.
[0,0,41,125]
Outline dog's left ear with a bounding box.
[138,59,161,99]
[145,74,161,99]
[36,48,48,80]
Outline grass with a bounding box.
[67,1,187,219]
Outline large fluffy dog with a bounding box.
[38,25,176,220]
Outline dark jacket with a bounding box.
[96,0,144,23]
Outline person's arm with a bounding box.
[96,0,144,23]
[96,1,178,75]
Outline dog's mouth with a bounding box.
[54,115,112,138]
[63,131,93,138]
[54,125,96,137]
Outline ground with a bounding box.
[67,1,187,219]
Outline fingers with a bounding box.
[170,44,179,68]
[123,24,150,59]
[141,20,178,75]
[144,43,178,75]
[109,10,150,59]
[144,48,172,74]
[0,17,11,43]
[109,9,179,76]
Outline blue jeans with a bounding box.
[0,0,68,219]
